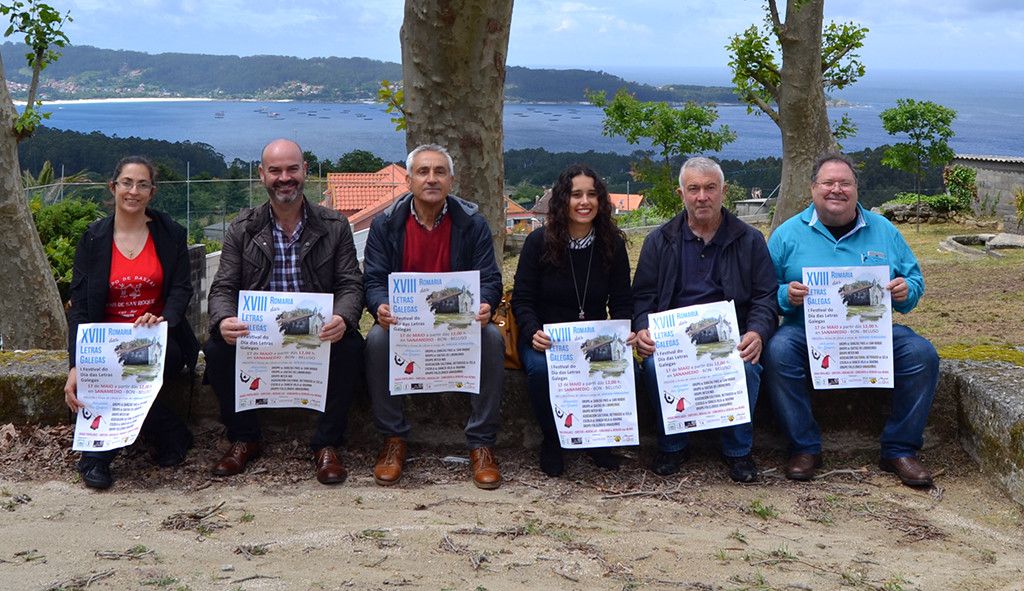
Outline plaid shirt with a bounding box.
[269,206,307,292]
[410,199,448,230]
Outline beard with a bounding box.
[266,179,303,205]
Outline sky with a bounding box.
[51,0,1024,84]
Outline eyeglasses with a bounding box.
[116,179,154,191]
[815,180,855,191]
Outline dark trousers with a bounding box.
[203,331,364,450]
[80,336,190,466]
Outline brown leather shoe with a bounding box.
[314,447,348,485]
[879,456,933,487]
[469,447,501,490]
[373,437,406,486]
[212,441,261,477]
[784,453,822,481]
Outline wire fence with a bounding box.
[25,177,331,240]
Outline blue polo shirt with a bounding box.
[671,214,727,308]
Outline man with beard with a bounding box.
[204,139,364,484]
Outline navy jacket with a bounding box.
[632,208,778,342]
[67,208,200,370]
[363,193,502,320]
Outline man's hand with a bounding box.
[219,316,249,346]
[476,303,492,324]
[635,328,656,358]
[787,281,809,307]
[377,303,397,328]
[887,277,909,303]
[531,329,553,351]
[319,314,347,343]
[64,367,85,413]
[737,331,763,364]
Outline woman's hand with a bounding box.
[531,329,553,351]
[133,312,165,327]
[64,367,85,413]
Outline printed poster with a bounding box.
[544,319,639,449]
[649,301,751,435]
[802,266,894,389]
[388,271,482,395]
[72,322,168,452]
[235,290,333,411]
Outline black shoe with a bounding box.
[539,440,564,477]
[651,449,688,476]
[79,461,113,490]
[723,454,758,483]
[587,448,622,471]
[155,429,194,468]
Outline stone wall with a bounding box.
[950,155,1024,234]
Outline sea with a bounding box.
[38,67,1023,165]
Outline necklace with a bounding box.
[568,243,594,320]
[117,230,149,259]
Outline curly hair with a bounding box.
[542,164,625,270]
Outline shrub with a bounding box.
[943,165,977,212]
[887,192,961,214]
[30,197,105,301]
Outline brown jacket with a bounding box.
[207,197,363,339]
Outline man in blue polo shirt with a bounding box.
[763,152,939,487]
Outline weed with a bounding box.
[358,528,389,539]
[881,574,909,591]
[747,499,778,520]
[714,548,729,562]
[728,529,748,545]
[978,548,997,564]
[239,511,255,523]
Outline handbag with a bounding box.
[493,290,521,369]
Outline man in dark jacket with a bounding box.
[363,144,504,490]
[204,139,364,485]
[633,157,777,481]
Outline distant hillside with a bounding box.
[1,43,738,104]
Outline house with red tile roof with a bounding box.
[325,163,409,231]
[505,197,541,234]
[609,192,644,213]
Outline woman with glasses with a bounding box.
[511,164,636,476]
[64,156,199,489]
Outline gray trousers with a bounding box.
[365,322,504,448]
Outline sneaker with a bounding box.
[651,449,689,476]
[723,454,758,483]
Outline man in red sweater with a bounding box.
[363,144,504,489]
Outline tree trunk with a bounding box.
[401,0,513,257]
[0,52,68,350]
[771,0,838,230]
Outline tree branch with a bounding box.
[768,0,783,31]
[744,92,780,126]
[821,44,856,74]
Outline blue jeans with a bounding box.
[519,344,559,445]
[763,323,938,459]
[640,354,761,458]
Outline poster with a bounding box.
[388,271,482,395]
[544,319,639,449]
[72,322,168,452]
[649,301,751,435]
[802,266,894,389]
[235,290,333,411]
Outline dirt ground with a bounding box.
[1,425,1022,591]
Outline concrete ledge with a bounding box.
[3,352,1019,504]
[940,359,1024,505]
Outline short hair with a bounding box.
[110,155,157,185]
[811,152,859,184]
[678,156,724,189]
[406,144,455,177]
